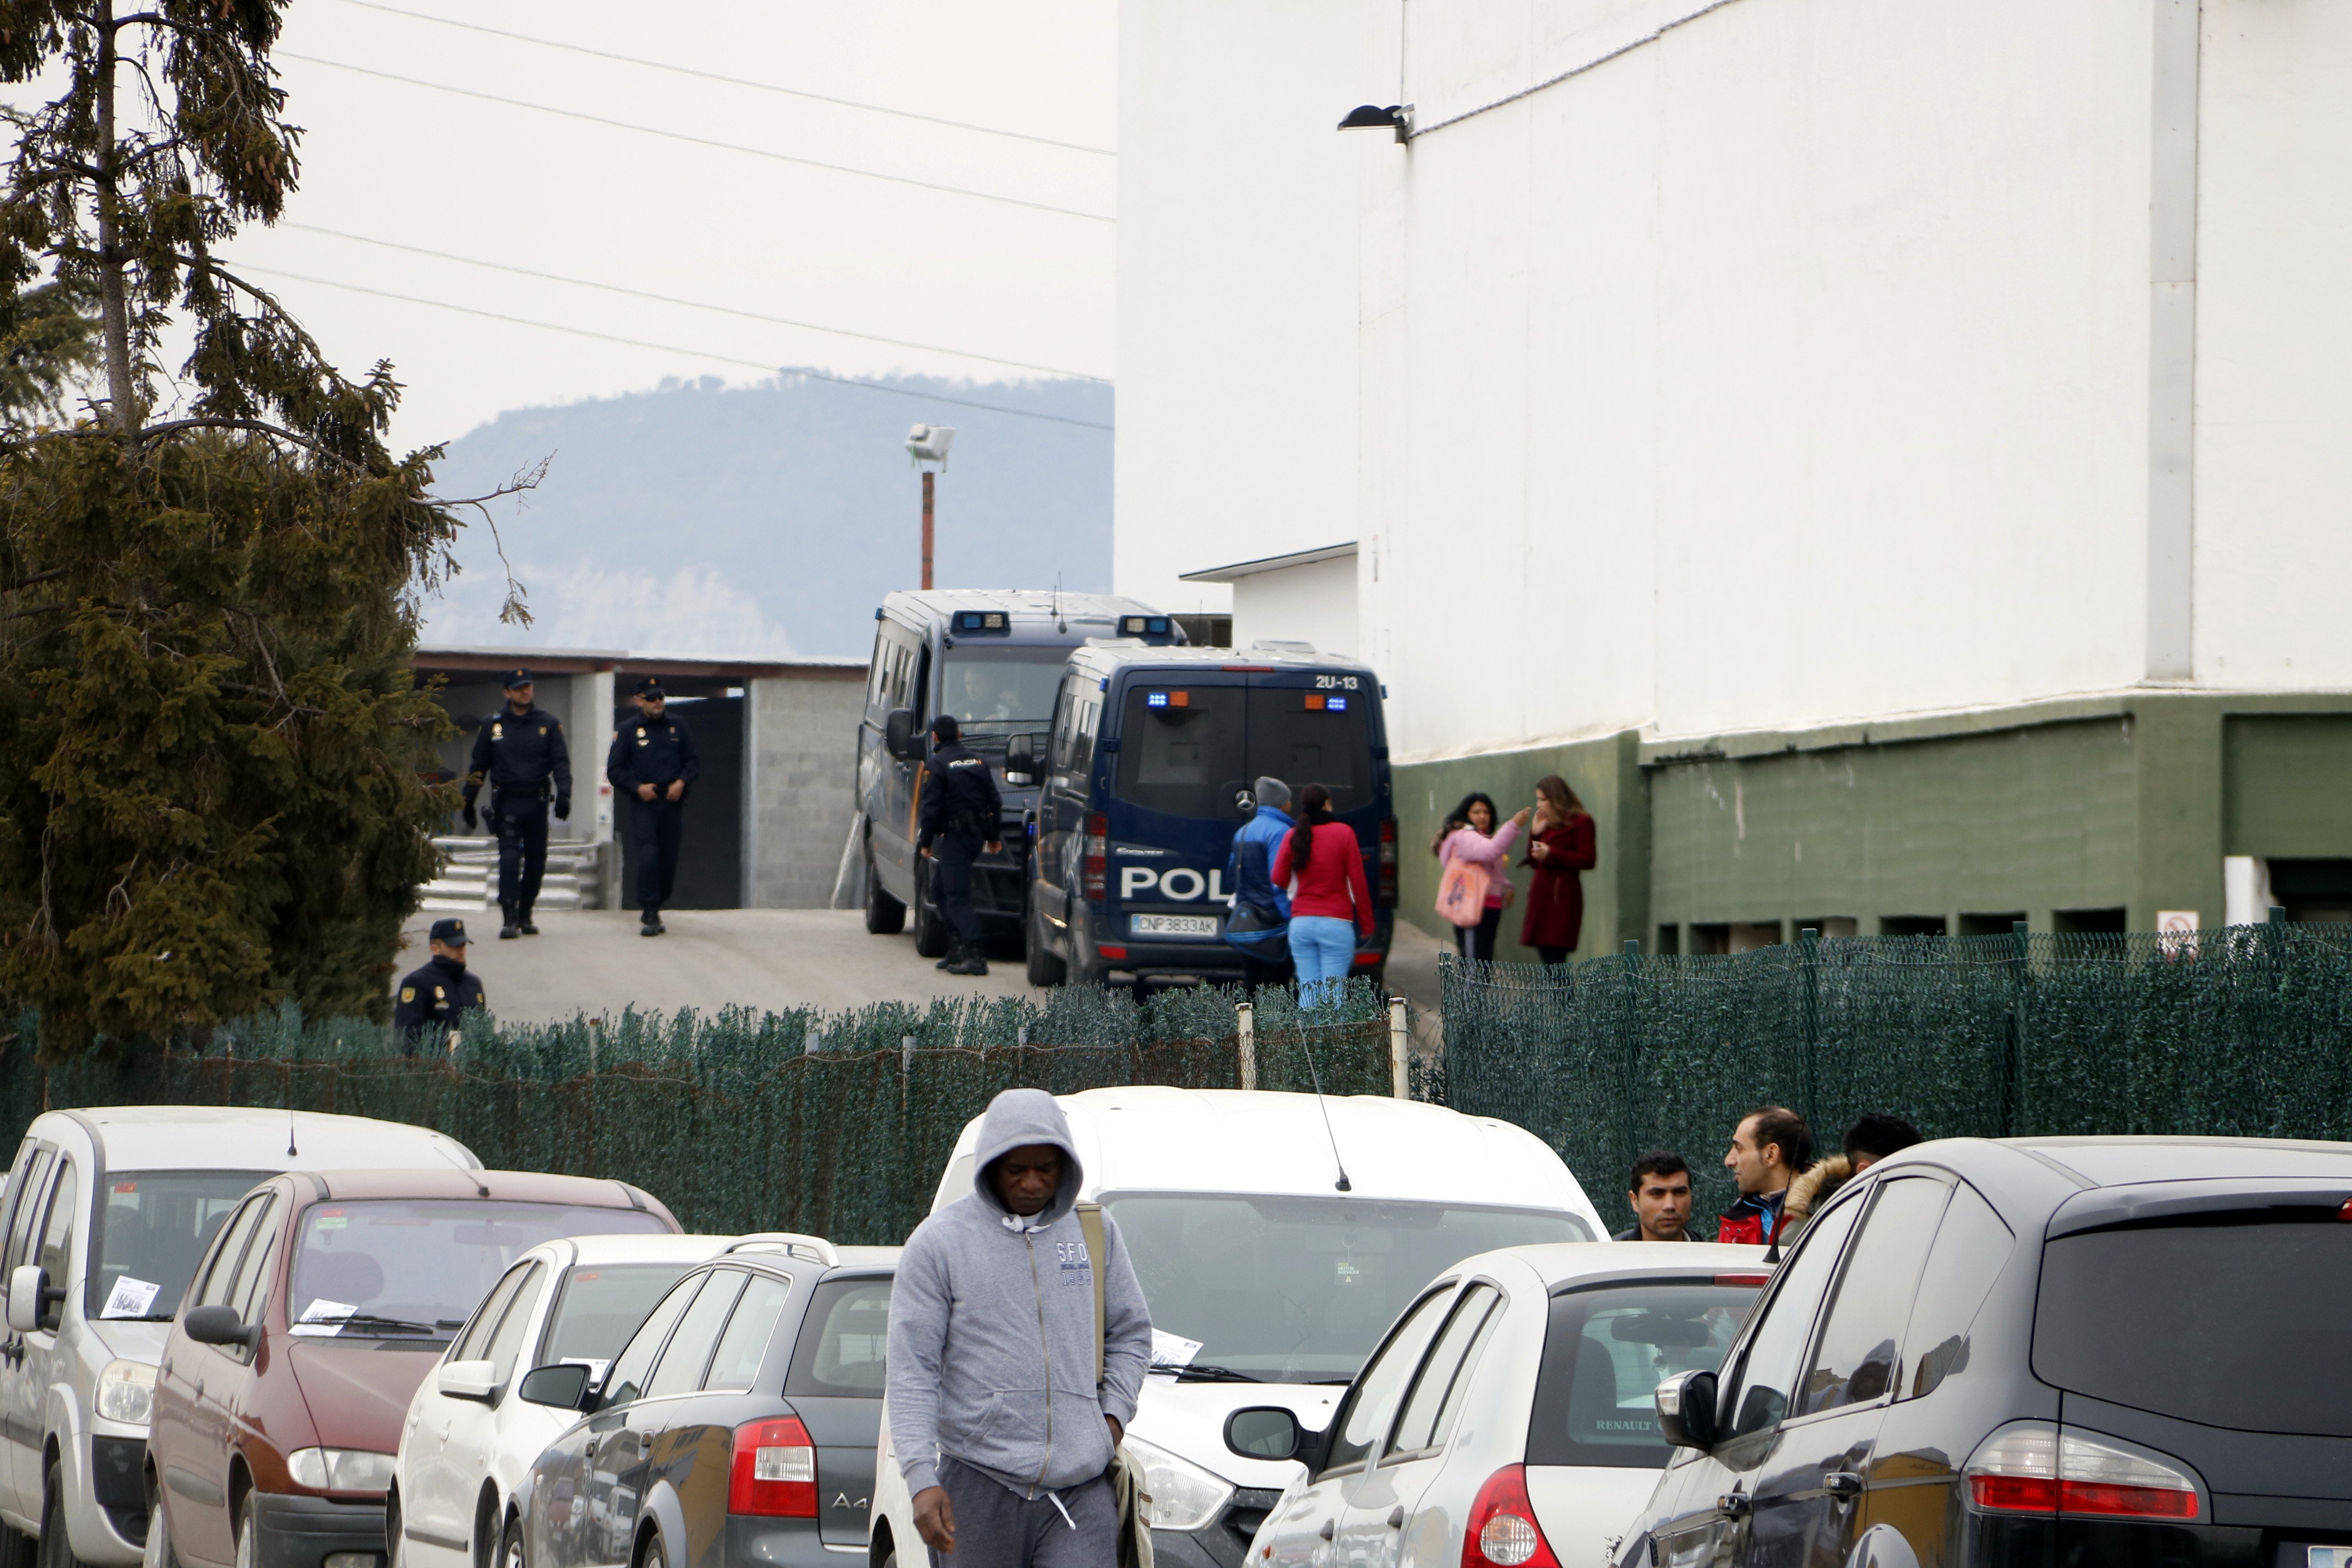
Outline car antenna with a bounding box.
[1299,1023,1353,1193]
[287,1103,298,1158]
[1054,573,1066,635]
[434,1141,492,1198]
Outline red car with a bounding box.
[141,1169,676,1568]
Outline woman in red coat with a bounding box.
[1520,775,1597,964]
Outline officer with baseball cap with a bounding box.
[605,676,700,935]
[460,667,571,940]
[392,918,488,1053]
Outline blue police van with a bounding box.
[1007,641,1397,989]
[857,589,1182,958]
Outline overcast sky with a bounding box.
[215,0,1115,448]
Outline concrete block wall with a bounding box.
[743,671,868,907]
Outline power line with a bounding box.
[326,0,1116,158]
[233,263,1116,430]
[275,53,1117,224]
[279,221,1110,383]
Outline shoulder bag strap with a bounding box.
[1077,1201,1107,1385]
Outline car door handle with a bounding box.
[1822,1472,1864,1500]
[1319,1521,1335,1541]
[1386,1507,1404,1529]
[1717,1492,1751,1520]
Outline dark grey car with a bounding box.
[508,1245,894,1568]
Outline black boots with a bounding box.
[498,902,520,940]
[941,941,988,976]
[640,907,666,937]
[518,905,539,935]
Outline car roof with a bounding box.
[277,1167,669,1216]
[1069,644,1372,677]
[881,589,1166,635]
[2002,1135,2352,1185]
[554,1233,734,1267]
[33,1106,481,1172]
[1500,1241,1774,1290]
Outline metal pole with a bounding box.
[1388,997,1409,1100]
[921,470,935,590]
[1236,1002,1256,1091]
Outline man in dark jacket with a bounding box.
[917,714,1003,976]
[1613,1150,1700,1241]
[605,678,700,936]
[1717,1106,1810,1246]
[461,668,571,939]
[391,918,486,1054]
[1224,775,1294,988]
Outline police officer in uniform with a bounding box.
[606,677,700,936]
[461,668,571,940]
[391,917,487,1054]
[917,713,1003,976]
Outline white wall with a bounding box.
[1114,0,1368,616]
[1231,554,1361,656]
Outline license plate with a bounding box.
[1131,913,1218,937]
[2310,1551,2352,1568]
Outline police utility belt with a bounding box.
[943,808,997,841]
[492,781,552,804]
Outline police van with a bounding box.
[857,589,1182,957]
[1008,642,1397,989]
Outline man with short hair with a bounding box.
[918,713,1004,977]
[1843,1112,1923,1170]
[1224,776,1295,989]
[1718,1106,1811,1246]
[888,1088,1152,1568]
[1614,1151,1698,1242]
[462,668,571,940]
[391,918,486,1054]
[606,678,699,936]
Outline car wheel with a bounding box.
[637,1533,666,1568]
[911,863,949,959]
[384,1488,404,1568]
[40,1462,90,1568]
[233,1494,257,1568]
[140,1478,178,1568]
[498,1515,527,1568]
[862,847,905,935]
[1025,903,1066,987]
[0,1524,31,1568]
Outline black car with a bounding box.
[509,1242,895,1568]
[1626,1135,2352,1568]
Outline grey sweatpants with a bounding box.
[929,1455,1119,1568]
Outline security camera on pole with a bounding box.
[906,424,956,589]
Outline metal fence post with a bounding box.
[1236,1002,1256,1092]
[2008,919,2030,1137]
[1387,997,1409,1100]
[1620,939,1641,1173]
[1799,928,1821,1134]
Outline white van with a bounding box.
[0,1107,478,1568]
[868,1087,1604,1568]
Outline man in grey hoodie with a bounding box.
[887,1088,1153,1567]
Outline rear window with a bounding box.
[1114,687,1246,818]
[2034,1214,2352,1437]
[1526,1283,1759,1467]
[786,1277,894,1397]
[1247,689,1371,812]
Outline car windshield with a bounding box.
[96,1171,272,1320]
[540,1262,702,1375]
[1526,1283,1760,1467]
[2034,1213,2352,1438]
[290,1201,668,1340]
[1103,1194,1594,1382]
[941,649,1067,733]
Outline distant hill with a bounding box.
[417,372,1114,658]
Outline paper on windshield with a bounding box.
[290,1299,357,1336]
[100,1276,160,1319]
[1150,1330,1204,1369]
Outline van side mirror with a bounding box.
[517,1363,594,1411]
[1224,1407,1328,1471]
[884,708,918,761]
[6,1265,44,1335]
[1654,1369,1718,1450]
[183,1303,259,1351]
[1004,733,1046,786]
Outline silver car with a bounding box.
[1221,1243,1769,1568]
[0,1107,478,1568]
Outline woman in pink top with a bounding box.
[1271,783,1374,1007]
[1436,792,1531,962]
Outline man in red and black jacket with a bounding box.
[1717,1106,1811,1246]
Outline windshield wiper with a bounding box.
[309,1313,446,1336]
[1156,1363,1265,1383]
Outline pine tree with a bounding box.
[0,0,522,1050]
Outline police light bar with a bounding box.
[1306,693,1349,711]
[1145,690,1189,709]
[1118,614,1175,640]
[1327,696,1348,711]
[952,611,1010,633]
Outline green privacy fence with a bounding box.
[1430,921,2352,1235]
[0,979,1396,1245]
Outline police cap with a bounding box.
[634,677,667,698]
[500,668,535,690]
[429,917,471,946]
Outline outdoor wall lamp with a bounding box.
[1337,104,1411,143]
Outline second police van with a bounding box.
[1009,641,1397,989]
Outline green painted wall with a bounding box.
[2224,715,2352,857]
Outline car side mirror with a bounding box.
[1654,1369,1719,1450]
[1004,733,1045,787]
[6,1265,45,1335]
[884,707,918,761]
[182,1303,259,1351]
[1224,1406,1327,1471]
[517,1363,593,1411]
[437,1358,498,1403]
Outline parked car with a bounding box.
[509,1238,898,1568]
[388,1234,735,1568]
[0,1108,480,1568]
[1219,1243,1768,1568]
[1624,1135,2352,1568]
[142,1169,676,1568]
[870,1088,1609,1568]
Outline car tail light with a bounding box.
[1084,813,1107,900]
[1462,1465,1558,1568]
[1964,1424,2199,1520]
[2338,1196,2351,1221]
[1378,818,1398,906]
[729,1417,817,1517]
[1353,951,1380,966]
[1098,945,1128,961]
[1713,1273,1770,1287]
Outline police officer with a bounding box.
[606,677,700,936]
[461,668,571,940]
[917,713,1003,976]
[391,917,487,1054]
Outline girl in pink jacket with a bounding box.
[1435,792,1532,962]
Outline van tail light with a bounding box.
[1378,818,1398,906]
[728,1416,818,1517]
[1461,1465,1558,1568]
[1084,813,1108,900]
[1964,1424,2199,1520]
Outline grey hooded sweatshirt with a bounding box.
[886,1089,1153,1499]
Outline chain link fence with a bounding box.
[1429,922,2352,1234]
[0,979,1398,1244]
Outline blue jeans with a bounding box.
[1289,916,1357,1008]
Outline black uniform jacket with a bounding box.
[465,704,572,807]
[392,954,486,1036]
[607,711,701,797]
[916,740,1004,851]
